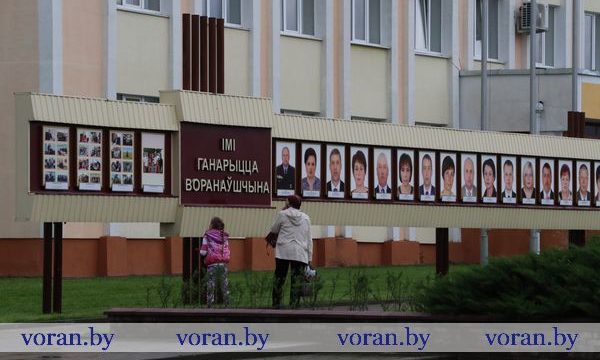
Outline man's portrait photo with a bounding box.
[540,159,555,205]
[275,141,296,196]
[576,161,591,206]
[419,151,436,202]
[326,145,345,198]
[461,154,477,202]
[374,148,392,200]
[501,157,517,204]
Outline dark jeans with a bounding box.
[272,258,305,309]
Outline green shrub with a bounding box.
[420,239,600,320]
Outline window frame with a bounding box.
[415,0,442,54]
[280,0,315,36]
[351,0,381,45]
[584,12,600,72]
[117,0,161,13]
[535,6,556,68]
[206,0,243,27]
[473,0,500,61]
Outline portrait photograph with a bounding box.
[326,144,345,199]
[558,160,573,206]
[576,161,591,206]
[350,147,369,200]
[540,159,555,205]
[418,151,436,202]
[521,157,537,205]
[461,154,477,203]
[501,156,517,204]
[301,143,321,198]
[440,153,457,203]
[397,149,414,201]
[595,162,600,207]
[141,132,165,193]
[481,155,497,203]
[374,148,392,200]
[275,141,296,196]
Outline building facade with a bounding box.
[2,0,600,276]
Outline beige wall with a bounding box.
[416,228,436,244]
[351,45,389,120]
[280,36,322,113]
[414,55,451,125]
[353,226,389,243]
[471,60,507,71]
[0,1,41,238]
[584,0,600,12]
[63,0,104,98]
[225,28,251,97]
[117,10,169,97]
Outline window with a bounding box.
[280,0,315,36]
[207,0,242,26]
[117,93,160,103]
[584,13,600,71]
[352,0,381,45]
[116,0,160,12]
[415,0,442,53]
[536,6,556,67]
[474,0,499,59]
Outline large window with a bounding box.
[415,0,442,53]
[280,0,315,36]
[474,0,499,60]
[584,13,600,71]
[207,0,242,26]
[536,6,556,67]
[117,0,160,12]
[352,0,381,45]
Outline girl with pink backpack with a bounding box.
[200,217,230,307]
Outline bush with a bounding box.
[420,239,600,320]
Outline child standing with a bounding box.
[200,217,230,307]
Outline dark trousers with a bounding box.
[272,258,305,308]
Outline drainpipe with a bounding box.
[480,0,489,266]
[530,0,541,254]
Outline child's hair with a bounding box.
[209,216,225,231]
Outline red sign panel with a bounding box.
[180,122,271,206]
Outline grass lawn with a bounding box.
[0,264,474,322]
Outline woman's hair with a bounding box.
[209,216,225,231]
[352,150,367,173]
[304,147,317,165]
[287,194,302,209]
[524,161,533,173]
[399,153,412,175]
[442,156,455,175]
[483,158,495,179]
[560,164,570,179]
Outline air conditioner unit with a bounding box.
[517,2,548,33]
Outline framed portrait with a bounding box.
[595,162,600,207]
[77,128,102,191]
[300,143,321,198]
[397,149,414,201]
[43,126,69,190]
[439,153,457,203]
[326,144,345,199]
[418,151,436,202]
[110,130,135,192]
[460,154,477,203]
[373,148,392,200]
[500,156,517,204]
[142,132,165,193]
[350,146,369,200]
[539,159,555,205]
[520,157,537,205]
[275,141,296,197]
[576,161,591,207]
[558,160,573,206]
[481,155,497,203]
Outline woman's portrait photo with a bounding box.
[350,147,369,199]
[576,161,591,206]
[521,158,536,204]
[558,161,573,206]
[482,156,497,203]
[501,156,517,204]
[397,150,414,201]
[595,164,600,206]
[301,143,321,197]
[461,154,477,202]
[440,153,456,202]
